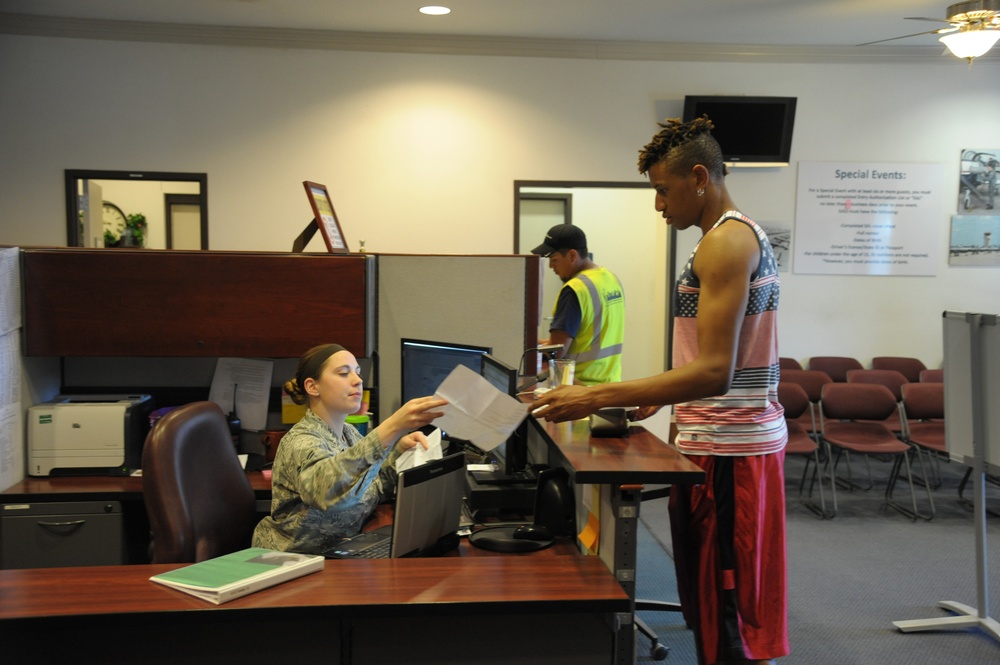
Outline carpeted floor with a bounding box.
[634,455,1000,664]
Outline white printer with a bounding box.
[27,394,152,476]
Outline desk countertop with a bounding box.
[531,417,705,486]
[0,471,273,501]
[0,555,628,621]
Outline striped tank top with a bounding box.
[672,211,786,456]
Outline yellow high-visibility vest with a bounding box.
[554,267,625,385]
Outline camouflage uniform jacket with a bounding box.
[252,409,402,553]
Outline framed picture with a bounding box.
[302,181,348,253]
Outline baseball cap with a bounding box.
[531,225,587,256]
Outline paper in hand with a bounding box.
[432,364,530,451]
[395,427,444,472]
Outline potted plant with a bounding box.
[124,213,147,247]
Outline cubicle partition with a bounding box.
[374,253,542,417]
[8,248,540,487]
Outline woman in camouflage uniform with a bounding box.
[253,343,446,553]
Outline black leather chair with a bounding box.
[142,401,258,563]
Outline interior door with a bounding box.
[517,196,570,343]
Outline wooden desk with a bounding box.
[528,416,705,665]
[533,417,703,484]
[0,472,273,502]
[2,425,700,664]
[0,556,628,664]
[0,473,273,566]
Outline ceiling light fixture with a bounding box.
[419,6,451,16]
[939,26,1000,60]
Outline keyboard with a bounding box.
[323,525,392,559]
[350,538,391,559]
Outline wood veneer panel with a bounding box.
[0,556,627,619]
[22,249,369,357]
[532,418,705,485]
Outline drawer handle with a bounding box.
[38,520,86,530]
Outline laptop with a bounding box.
[323,452,466,559]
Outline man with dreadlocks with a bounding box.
[533,116,788,665]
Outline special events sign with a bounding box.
[794,162,944,276]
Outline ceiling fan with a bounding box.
[860,0,1000,60]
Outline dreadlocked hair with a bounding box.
[637,115,728,180]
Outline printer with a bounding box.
[28,394,152,477]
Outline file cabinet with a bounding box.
[1,501,124,569]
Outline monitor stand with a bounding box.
[468,524,553,553]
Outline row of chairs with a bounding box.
[779,363,945,521]
[780,355,942,384]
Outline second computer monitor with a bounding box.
[481,353,529,477]
[400,338,491,403]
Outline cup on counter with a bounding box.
[346,414,370,435]
[549,359,576,388]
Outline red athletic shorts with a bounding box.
[669,452,789,664]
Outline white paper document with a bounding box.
[209,358,274,432]
[0,248,21,335]
[433,365,530,451]
[395,427,444,472]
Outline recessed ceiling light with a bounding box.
[419,6,451,16]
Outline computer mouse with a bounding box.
[512,523,553,541]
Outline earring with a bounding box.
[697,188,705,197]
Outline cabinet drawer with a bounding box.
[1,501,124,569]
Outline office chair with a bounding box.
[142,401,259,563]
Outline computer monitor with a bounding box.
[400,338,490,404]
[481,354,527,476]
[468,353,535,485]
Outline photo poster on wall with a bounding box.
[759,222,791,272]
[793,161,944,276]
[949,215,1000,267]
[957,148,1000,216]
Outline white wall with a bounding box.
[1,35,999,368]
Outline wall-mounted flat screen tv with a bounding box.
[682,95,797,168]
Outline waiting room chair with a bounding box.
[779,357,803,370]
[142,401,259,563]
[819,382,934,520]
[808,356,863,383]
[780,369,832,436]
[779,381,835,518]
[919,368,944,383]
[900,382,948,490]
[846,368,910,434]
[872,356,927,383]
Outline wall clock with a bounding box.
[102,201,127,239]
